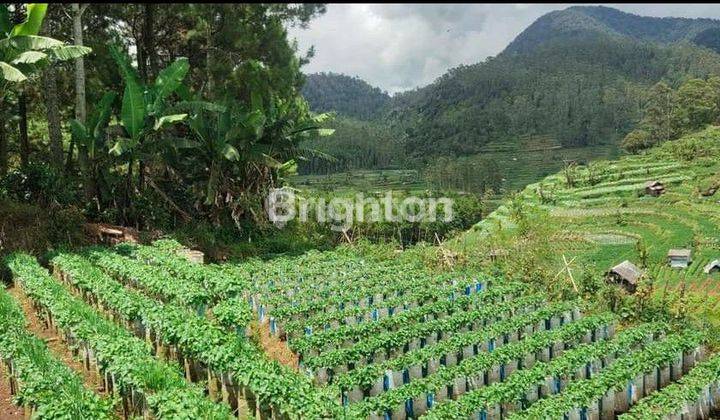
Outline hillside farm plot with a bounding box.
[2,240,720,418]
[457,127,720,325]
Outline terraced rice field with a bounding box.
[458,127,720,324]
[3,240,720,418]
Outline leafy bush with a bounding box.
[659,127,720,162]
[0,163,77,206]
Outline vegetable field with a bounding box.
[2,240,719,419]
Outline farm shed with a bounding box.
[704,259,720,274]
[606,260,643,293]
[644,180,665,197]
[668,249,692,268]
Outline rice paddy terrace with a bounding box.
[456,126,720,318]
[2,236,720,419]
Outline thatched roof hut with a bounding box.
[607,260,643,293]
[645,181,665,197]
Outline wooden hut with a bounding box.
[607,260,643,293]
[704,260,720,274]
[667,249,692,268]
[644,181,665,197]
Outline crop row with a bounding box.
[279,276,483,340]
[423,322,667,419]
[348,313,615,418]
[0,286,115,419]
[290,282,525,355]
[51,252,342,419]
[120,242,250,300]
[7,253,234,418]
[329,302,579,393]
[620,353,720,420]
[509,330,704,419]
[268,272,466,325]
[87,247,211,312]
[119,243,256,329]
[303,294,552,370]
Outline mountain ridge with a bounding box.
[504,5,720,55]
[299,6,720,191]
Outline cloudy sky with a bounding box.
[288,4,720,94]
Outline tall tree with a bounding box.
[643,82,676,144]
[71,2,96,200]
[0,102,6,175]
[42,16,63,169]
[43,65,63,168]
[18,91,28,166]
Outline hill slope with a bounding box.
[302,72,391,120]
[504,5,720,54]
[301,6,720,191]
[391,6,720,161]
[452,126,720,324]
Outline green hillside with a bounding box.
[452,126,720,325]
[301,6,720,193]
[504,5,720,54]
[302,72,391,120]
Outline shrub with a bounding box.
[0,163,77,206]
[621,129,655,154]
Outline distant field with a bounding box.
[476,136,620,192]
[453,126,720,325]
[290,169,428,192]
[293,137,619,194]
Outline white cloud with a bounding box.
[288,4,720,94]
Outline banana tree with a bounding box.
[1,3,91,175]
[106,44,190,214]
[107,44,190,158]
[181,93,335,223]
[69,91,116,207]
[0,4,91,84]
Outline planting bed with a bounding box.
[2,239,718,418]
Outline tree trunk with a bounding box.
[136,33,147,83]
[65,136,75,174]
[0,101,7,176]
[143,4,157,80]
[72,3,96,201]
[44,66,64,169]
[18,93,29,168]
[206,21,213,98]
[72,3,87,124]
[42,11,64,171]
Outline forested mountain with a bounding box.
[504,6,720,54]
[301,6,720,187]
[302,72,391,120]
[391,6,720,161]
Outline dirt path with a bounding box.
[6,286,105,395]
[0,369,23,420]
[252,321,299,370]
